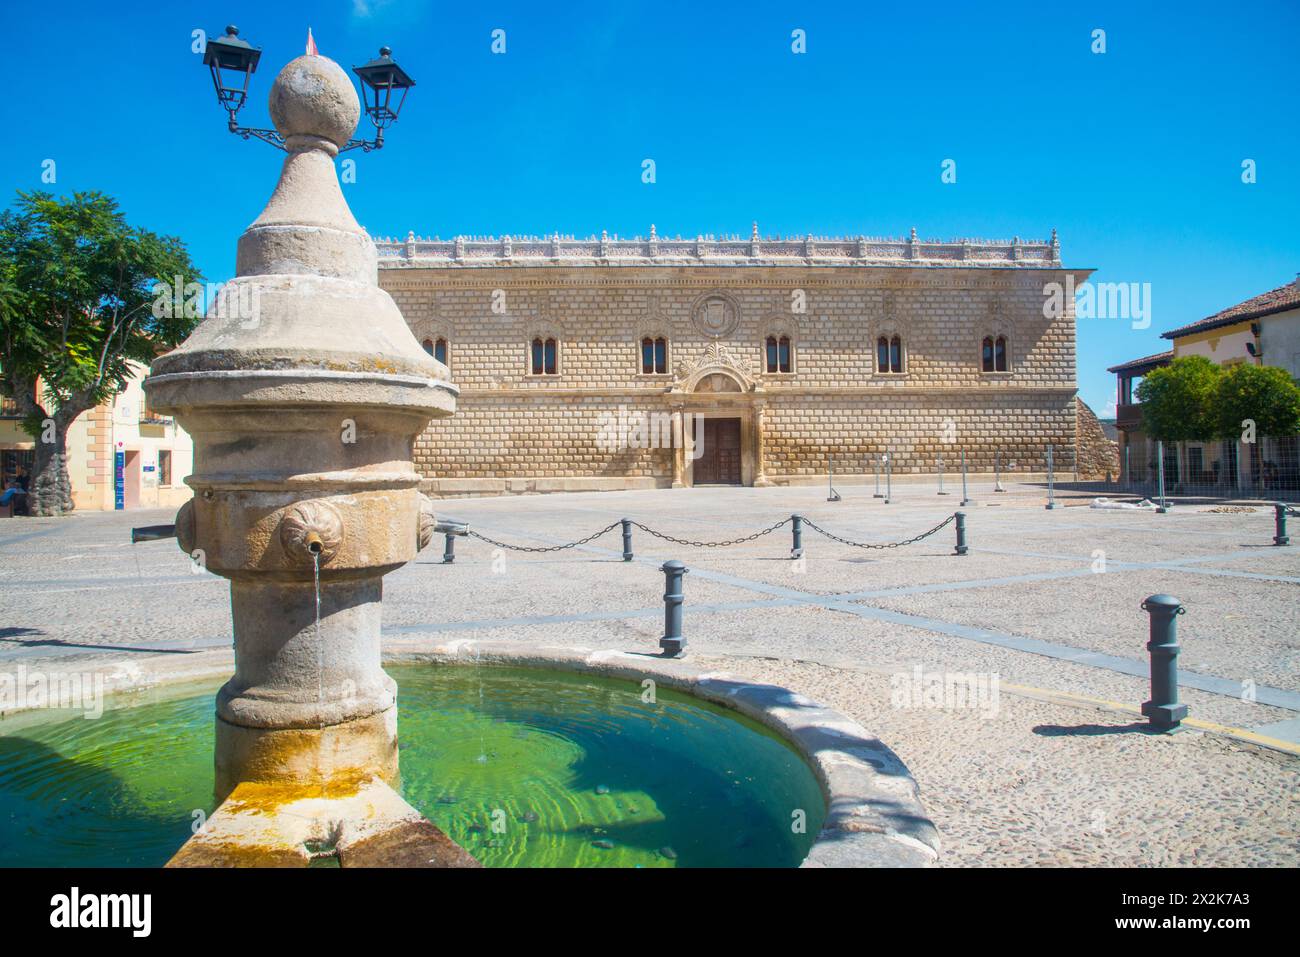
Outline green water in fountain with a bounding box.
[0,666,825,867]
[0,681,219,868]
[393,665,824,867]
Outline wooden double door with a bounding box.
[693,417,742,485]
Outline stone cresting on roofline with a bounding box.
[374,224,1062,270]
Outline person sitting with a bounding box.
[0,480,24,517]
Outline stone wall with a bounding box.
[378,253,1087,495]
[1076,398,1120,480]
[761,392,1077,476]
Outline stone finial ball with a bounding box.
[268,55,360,148]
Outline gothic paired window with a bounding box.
[530,337,558,375]
[981,335,1009,372]
[422,337,449,366]
[641,336,668,374]
[877,335,904,374]
[765,335,793,373]
[420,329,1007,380]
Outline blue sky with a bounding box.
[4,0,1297,413]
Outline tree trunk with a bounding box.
[6,371,97,517]
[28,406,86,517]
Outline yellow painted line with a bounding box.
[1183,723,1300,754]
[1000,681,1300,757]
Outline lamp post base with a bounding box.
[1140,700,1188,732]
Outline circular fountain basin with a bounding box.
[395,665,824,866]
[0,665,824,868]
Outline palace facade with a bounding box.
[376,227,1090,496]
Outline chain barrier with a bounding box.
[800,514,955,549]
[466,521,622,553]
[628,517,792,549]
[463,513,956,554]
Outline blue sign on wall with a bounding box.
[114,450,125,510]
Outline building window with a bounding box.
[982,335,1008,372]
[140,395,170,424]
[530,337,558,375]
[158,450,172,487]
[422,337,449,366]
[877,335,904,374]
[641,337,668,374]
[765,335,792,373]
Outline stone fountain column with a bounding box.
[146,53,467,864]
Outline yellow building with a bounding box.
[0,362,193,511]
[1110,277,1300,494]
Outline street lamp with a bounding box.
[203,25,261,117]
[201,26,414,152]
[352,47,415,151]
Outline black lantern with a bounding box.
[202,28,411,153]
[203,25,262,119]
[352,47,415,147]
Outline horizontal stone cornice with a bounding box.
[451,384,1078,399]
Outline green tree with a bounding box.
[0,191,202,516]
[1134,355,1223,442]
[1216,362,1300,441]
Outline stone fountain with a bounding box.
[144,50,475,866]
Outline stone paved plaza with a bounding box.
[2,482,1297,866]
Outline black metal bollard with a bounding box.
[790,514,803,559]
[1274,503,1290,546]
[621,518,634,560]
[435,519,468,563]
[960,448,972,507]
[954,511,968,556]
[659,560,688,657]
[1155,439,1168,513]
[1139,594,1189,732]
[1044,443,1057,510]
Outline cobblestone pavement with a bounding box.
[2,481,1296,866]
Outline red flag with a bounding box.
[306,28,319,56]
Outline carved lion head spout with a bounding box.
[279,500,345,565]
